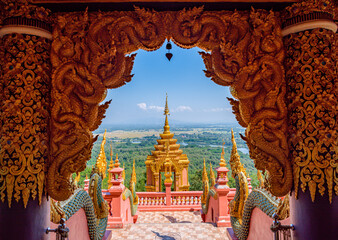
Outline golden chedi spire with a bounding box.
[201,158,209,204]
[202,158,209,183]
[130,160,137,185]
[145,94,190,191]
[95,129,107,178]
[114,153,120,168]
[209,162,216,187]
[108,143,114,189]
[230,129,247,178]
[219,141,227,167]
[163,93,171,135]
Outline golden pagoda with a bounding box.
[95,129,108,179]
[145,94,190,192]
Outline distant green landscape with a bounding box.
[76,124,259,191]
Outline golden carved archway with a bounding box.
[49,6,292,200]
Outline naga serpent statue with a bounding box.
[122,159,139,216]
[229,129,289,240]
[50,133,109,240]
[50,168,108,240]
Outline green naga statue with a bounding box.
[229,129,289,240]
[50,166,108,240]
[50,131,109,240]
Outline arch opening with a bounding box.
[48,7,291,201]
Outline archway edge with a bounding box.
[48,7,292,200]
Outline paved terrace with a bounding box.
[109,211,229,240]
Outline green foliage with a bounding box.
[78,126,259,192]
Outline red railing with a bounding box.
[137,191,203,211]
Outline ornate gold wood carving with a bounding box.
[49,7,291,200]
[284,27,337,203]
[0,33,51,207]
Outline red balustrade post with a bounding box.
[165,182,172,206]
[247,177,252,193]
[215,165,231,227]
[84,177,90,192]
[108,166,126,228]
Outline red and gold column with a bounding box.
[282,0,337,239]
[0,1,52,239]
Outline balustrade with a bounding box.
[136,191,203,211]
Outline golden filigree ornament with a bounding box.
[210,162,216,187]
[0,32,51,207]
[0,0,51,24]
[285,26,337,203]
[50,6,291,199]
[201,159,209,205]
[95,130,107,179]
[282,0,334,22]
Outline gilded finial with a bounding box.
[257,170,264,188]
[202,158,209,183]
[114,153,120,168]
[164,93,170,116]
[201,158,209,204]
[85,174,88,180]
[122,163,125,182]
[95,129,107,178]
[130,160,137,184]
[108,144,114,189]
[219,141,226,167]
[74,172,81,184]
[230,129,247,178]
[163,93,171,134]
[209,162,216,187]
[108,143,114,170]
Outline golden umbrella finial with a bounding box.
[209,162,216,187]
[114,153,120,168]
[219,140,226,167]
[202,158,209,183]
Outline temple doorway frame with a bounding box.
[48,6,291,201]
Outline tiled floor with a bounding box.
[109,211,229,240]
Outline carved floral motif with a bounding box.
[285,28,337,203]
[0,33,50,207]
[50,7,291,200]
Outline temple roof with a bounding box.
[145,95,189,170]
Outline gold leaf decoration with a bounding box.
[285,27,337,203]
[0,33,50,208]
[49,7,291,200]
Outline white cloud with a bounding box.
[173,106,193,112]
[148,105,164,112]
[137,103,147,110]
[137,103,164,112]
[203,107,232,112]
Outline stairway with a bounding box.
[109,211,229,240]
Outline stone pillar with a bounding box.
[215,165,230,227]
[0,2,52,240]
[154,173,160,192]
[108,165,125,228]
[282,1,337,239]
[165,182,172,206]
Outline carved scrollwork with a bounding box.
[285,28,337,203]
[50,7,291,200]
[0,33,50,207]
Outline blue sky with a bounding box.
[102,43,236,126]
